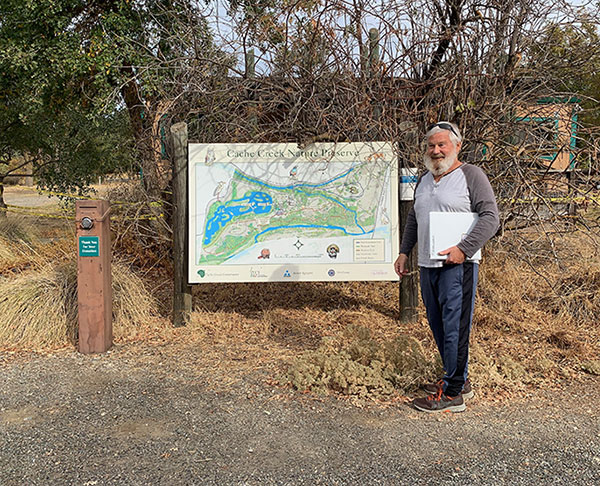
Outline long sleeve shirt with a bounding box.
[399,163,499,268]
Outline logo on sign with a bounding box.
[197,269,206,278]
[328,269,335,277]
[283,270,291,277]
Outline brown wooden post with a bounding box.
[171,122,192,327]
[76,200,112,353]
[368,28,380,75]
[367,28,382,125]
[399,200,419,323]
[245,48,258,132]
[399,167,419,323]
[0,176,7,219]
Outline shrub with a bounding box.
[286,324,439,398]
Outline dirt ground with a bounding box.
[2,185,599,484]
[1,339,599,486]
[3,186,62,208]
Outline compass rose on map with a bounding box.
[294,239,304,250]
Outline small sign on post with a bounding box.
[400,168,418,201]
[76,200,112,353]
[79,236,100,257]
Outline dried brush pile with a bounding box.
[472,230,600,393]
[286,324,439,397]
[104,181,172,269]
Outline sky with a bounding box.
[203,0,600,75]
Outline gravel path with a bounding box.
[1,345,599,486]
[3,187,60,209]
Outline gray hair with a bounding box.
[425,122,462,146]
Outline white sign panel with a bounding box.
[400,167,419,201]
[188,142,399,283]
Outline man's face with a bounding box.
[423,130,461,176]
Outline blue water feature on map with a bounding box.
[235,168,368,234]
[236,168,354,190]
[204,167,377,247]
[204,191,272,245]
[253,225,374,243]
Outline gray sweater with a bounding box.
[399,163,499,267]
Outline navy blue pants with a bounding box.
[420,263,479,397]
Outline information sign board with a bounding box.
[188,142,399,283]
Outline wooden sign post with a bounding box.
[76,200,112,353]
[399,167,419,323]
[171,122,192,327]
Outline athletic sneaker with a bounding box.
[412,389,466,413]
[422,379,444,395]
[423,378,474,400]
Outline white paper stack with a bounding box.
[429,212,481,261]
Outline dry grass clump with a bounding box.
[0,259,161,349]
[285,324,439,398]
[0,215,38,243]
[543,265,600,324]
[0,264,77,347]
[0,216,39,271]
[111,262,163,340]
[0,215,72,274]
[0,239,15,262]
[471,231,600,392]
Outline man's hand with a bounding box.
[394,253,409,279]
[438,246,466,264]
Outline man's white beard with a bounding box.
[423,147,458,176]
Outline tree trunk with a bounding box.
[0,176,7,219]
[120,66,162,199]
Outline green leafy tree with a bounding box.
[0,0,137,212]
[529,21,600,126]
[0,0,228,204]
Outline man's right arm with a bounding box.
[399,206,418,256]
[395,207,418,278]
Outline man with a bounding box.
[394,122,499,413]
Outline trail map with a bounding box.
[188,142,399,283]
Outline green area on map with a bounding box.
[199,160,389,265]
